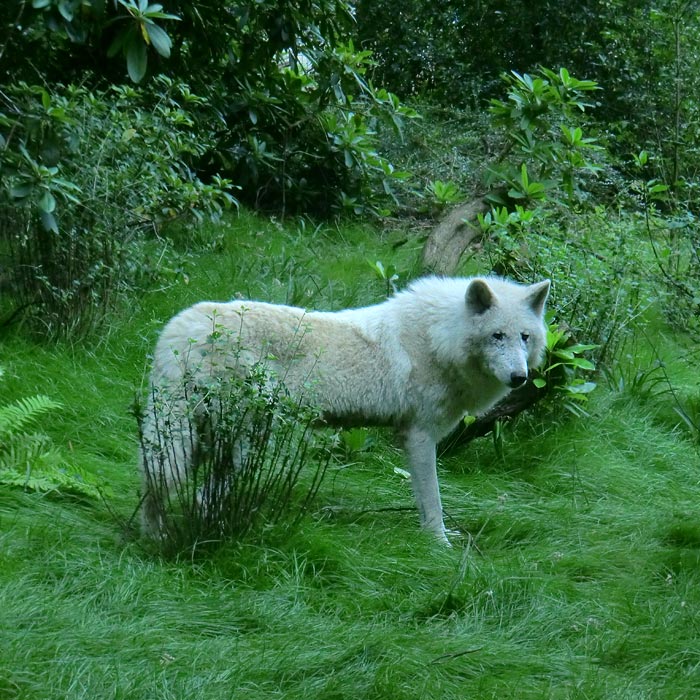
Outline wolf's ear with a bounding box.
[526,279,551,316]
[466,279,497,314]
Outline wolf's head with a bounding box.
[465,277,550,389]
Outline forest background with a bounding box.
[2,1,700,699]
[2,0,700,335]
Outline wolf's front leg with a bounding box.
[402,427,450,544]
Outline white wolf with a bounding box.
[140,275,550,544]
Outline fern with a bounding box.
[0,366,102,498]
[0,465,102,498]
[0,395,63,439]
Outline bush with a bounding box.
[137,362,334,554]
[204,40,417,216]
[3,1,417,220]
[0,78,236,339]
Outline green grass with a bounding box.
[2,211,700,699]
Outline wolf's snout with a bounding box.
[509,372,527,388]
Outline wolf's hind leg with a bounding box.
[138,395,197,538]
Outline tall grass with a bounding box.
[2,211,700,699]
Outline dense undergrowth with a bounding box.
[1,211,700,699]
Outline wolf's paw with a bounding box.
[431,528,454,547]
[441,528,472,547]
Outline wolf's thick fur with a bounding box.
[140,275,550,543]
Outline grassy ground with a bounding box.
[2,211,700,699]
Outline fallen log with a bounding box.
[438,378,548,455]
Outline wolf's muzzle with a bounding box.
[509,372,527,388]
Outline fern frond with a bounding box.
[0,370,101,499]
[0,432,54,468]
[0,395,63,439]
[0,434,103,499]
[0,467,102,498]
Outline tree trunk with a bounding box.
[421,196,491,275]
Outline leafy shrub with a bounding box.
[486,67,604,207]
[532,319,597,416]
[208,40,417,216]
[5,1,417,219]
[0,78,236,338]
[5,0,181,85]
[354,0,609,105]
[465,191,671,401]
[137,362,334,554]
[425,179,464,211]
[628,150,700,333]
[355,0,700,198]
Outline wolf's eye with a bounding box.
[492,332,505,341]
[521,333,530,342]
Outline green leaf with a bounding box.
[546,327,569,349]
[520,162,529,188]
[143,9,181,21]
[567,343,599,354]
[40,210,58,233]
[569,357,596,371]
[0,395,62,437]
[107,30,126,58]
[145,21,172,58]
[9,184,32,199]
[0,467,102,499]
[565,381,597,395]
[533,377,547,389]
[368,260,386,278]
[126,38,148,82]
[57,0,74,21]
[38,190,56,214]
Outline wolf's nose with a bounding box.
[509,373,527,388]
